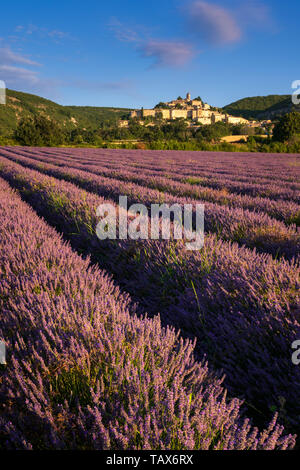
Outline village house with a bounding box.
[127,92,250,126]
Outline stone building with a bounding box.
[129,92,250,126]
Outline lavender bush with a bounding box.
[0,150,298,260]
[11,146,299,197]
[2,146,300,225]
[0,177,295,450]
[0,156,299,436]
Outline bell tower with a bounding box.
[186,92,191,101]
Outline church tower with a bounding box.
[186,92,191,101]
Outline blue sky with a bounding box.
[0,0,299,108]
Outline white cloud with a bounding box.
[0,46,40,66]
[108,18,140,43]
[0,64,40,86]
[0,45,59,96]
[13,24,74,43]
[186,1,241,45]
[109,18,196,68]
[140,40,195,67]
[185,1,273,45]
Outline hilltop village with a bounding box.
[119,93,258,128]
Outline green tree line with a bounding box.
[7,111,300,154]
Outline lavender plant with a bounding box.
[0,157,299,435]
[0,177,295,450]
[0,150,298,260]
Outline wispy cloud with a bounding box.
[185,1,273,45]
[0,64,40,86]
[239,1,273,28]
[0,44,58,95]
[0,46,40,66]
[108,18,140,43]
[0,46,41,88]
[109,18,196,68]
[186,1,241,45]
[109,1,274,69]
[70,78,135,92]
[140,40,195,67]
[13,24,74,43]
[47,30,70,40]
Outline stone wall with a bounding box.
[227,116,249,125]
[170,109,189,119]
[129,97,251,126]
[142,109,156,118]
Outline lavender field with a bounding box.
[0,146,299,450]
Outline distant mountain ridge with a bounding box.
[0,89,131,136]
[223,94,300,120]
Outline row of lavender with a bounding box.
[25,147,299,183]
[0,150,299,260]
[1,177,296,450]
[0,156,299,436]
[25,146,300,191]
[3,147,300,226]
[11,146,300,203]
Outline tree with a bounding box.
[154,102,169,109]
[255,126,266,135]
[15,115,64,146]
[240,125,256,136]
[273,112,300,142]
[231,124,244,135]
[195,122,231,143]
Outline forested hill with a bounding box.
[1,89,300,139]
[0,89,131,136]
[223,95,294,119]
